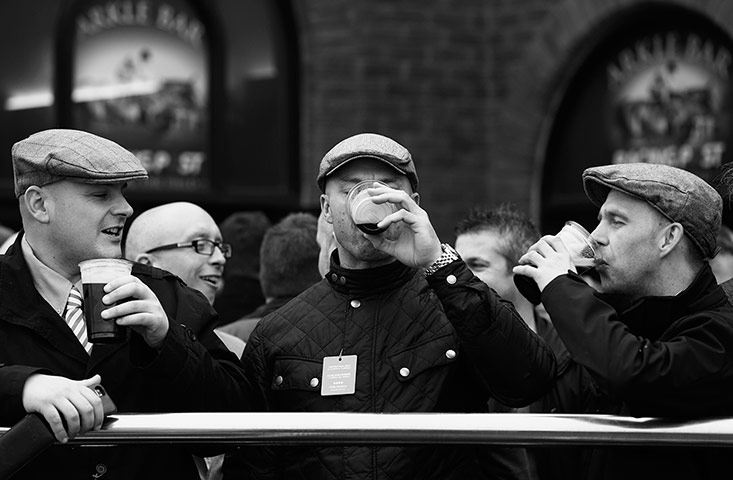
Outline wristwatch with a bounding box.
[424,243,460,276]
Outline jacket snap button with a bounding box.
[446,275,457,285]
[330,273,338,283]
[274,375,283,386]
[339,276,347,284]
[399,367,410,377]
[445,349,456,359]
[350,299,361,308]
[310,377,319,388]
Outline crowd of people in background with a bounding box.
[2,128,733,480]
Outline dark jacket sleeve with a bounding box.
[0,366,49,426]
[130,264,254,412]
[542,273,733,414]
[425,259,556,407]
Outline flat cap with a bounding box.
[12,129,148,196]
[583,163,722,258]
[317,133,418,192]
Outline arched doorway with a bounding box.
[541,4,733,233]
[54,0,299,218]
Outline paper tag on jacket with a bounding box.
[321,354,357,396]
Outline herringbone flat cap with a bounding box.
[12,129,148,196]
[583,163,722,258]
[317,133,418,192]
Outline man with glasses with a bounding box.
[125,200,242,479]
[125,202,232,306]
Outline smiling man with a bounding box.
[124,202,229,306]
[514,163,733,480]
[124,200,239,480]
[0,129,250,479]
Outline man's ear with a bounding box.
[135,254,153,266]
[411,192,420,205]
[320,194,333,223]
[659,222,684,257]
[22,186,51,224]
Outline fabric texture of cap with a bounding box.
[12,129,148,196]
[316,133,419,192]
[582,163,722,258]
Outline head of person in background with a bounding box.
[215,211,271,324]
[710,224,733,284]
[124,202,230,305]
[260,212,321,303]
[454,203,540,331]
[218,212,322,343]
[317,209,337,277]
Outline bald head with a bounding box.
[125,202,226,304]
[126,203,210,256]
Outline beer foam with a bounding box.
[79,258,132,283]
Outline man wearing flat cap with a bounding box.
[0,129,251,479]
[514,163,733,479]
[226,133,556,479]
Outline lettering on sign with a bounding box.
[72,0,210,191]
[77,1,204,47]
[607,32,731,176]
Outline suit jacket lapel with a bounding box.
[0,232,90,366]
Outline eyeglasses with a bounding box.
[145,239,232,258]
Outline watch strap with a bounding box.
[424,243,460,276]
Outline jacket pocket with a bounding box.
[269,356,331,411]
[271,356,323,391]
[387,333,459,382]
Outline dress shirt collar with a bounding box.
[21,235,78,316]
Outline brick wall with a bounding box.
[294,0,733,238]
[296,0,492,240]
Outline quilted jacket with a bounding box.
[225,254,556,479]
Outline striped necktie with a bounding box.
[64,286,92,354]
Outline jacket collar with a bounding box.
[325,251,417,296]
[245,296,293,319]
[612,263,727,339]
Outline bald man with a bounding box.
[124,202,240,479]
[125,202,230,306]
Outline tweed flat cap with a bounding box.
[583,163,722,258]
[317,133,418,192]
[12,129,148,196]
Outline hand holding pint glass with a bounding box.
[513,221,598,305]
[79,259,132,343]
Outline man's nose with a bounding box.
[113,195,134,218]
[210,245,227,265]
[590,225,606,246]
